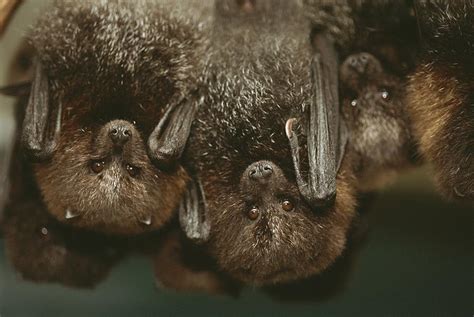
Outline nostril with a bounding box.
[249,169,258,179]
[124,129,131,137]
[263,165,273,172]
[261,165,273,178]
[110,129,118,136]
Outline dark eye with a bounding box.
[380,89,391,101]
[281,199,294,212]
[91,160,106,173]
[126,164,140,178]
[247,206,259,221]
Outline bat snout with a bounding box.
[248,161,274,182]
[108,120,133,147]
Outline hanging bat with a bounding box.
[0,0,206,287]
[177,0,421,287]
[408,0,474,201]
[179,0,358,286]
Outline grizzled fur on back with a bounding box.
[185,1,357,285]
[30,0,204,105]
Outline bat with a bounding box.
[179,0,358,286]
[407,0,474,201]
[339,52,418,191]
[178,0,420,287]
[0,0,206,287]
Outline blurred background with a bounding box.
[0,1,472,316]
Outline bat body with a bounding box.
[180,0,358,286]
[0,0,206,287]
[408,0,474,201]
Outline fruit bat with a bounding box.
[179,0,358,286]
[407,0,474,201]
[178,0,421,287]
[0,0,207,287]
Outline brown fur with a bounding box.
[3,200,124,288]
[152,229,240,296]
[408,65,474,200]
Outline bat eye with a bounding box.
[381,89,390,101]
[247,207,259,221]
[126,164,140,178]
[281,199,294,212]
[91,160,106,173]
[350,99,358,107]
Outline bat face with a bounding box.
[34,103,188,235]
[339,52,412,190]
[204,159,355,285]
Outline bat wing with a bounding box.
[286,33,348,208]
[178,177,210,243]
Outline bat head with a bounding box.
[339,52,411,190]
[201,157,355,286]
[11,1,203,234]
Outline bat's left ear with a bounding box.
[21,61,62,161]
[147,94,198,168]
[179,177,211,243]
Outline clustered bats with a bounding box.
[0,0,472,295]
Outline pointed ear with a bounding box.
[286,33,348,208]
[148,95,198,167]
[21,61,62,161]
[179,177,210,243]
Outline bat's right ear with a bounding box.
[21,61,62,161]
[147,95,198,168]
[179,177,211,244]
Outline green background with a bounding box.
[0,1,472,316]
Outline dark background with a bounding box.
[0,1,472,316]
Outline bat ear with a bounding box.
[21,60,62,161]
[286,33,348,208]
[147,95,198,168]
[179,177,211,243]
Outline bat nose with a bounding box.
[108,121,132,146]
[248,161,274,182]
